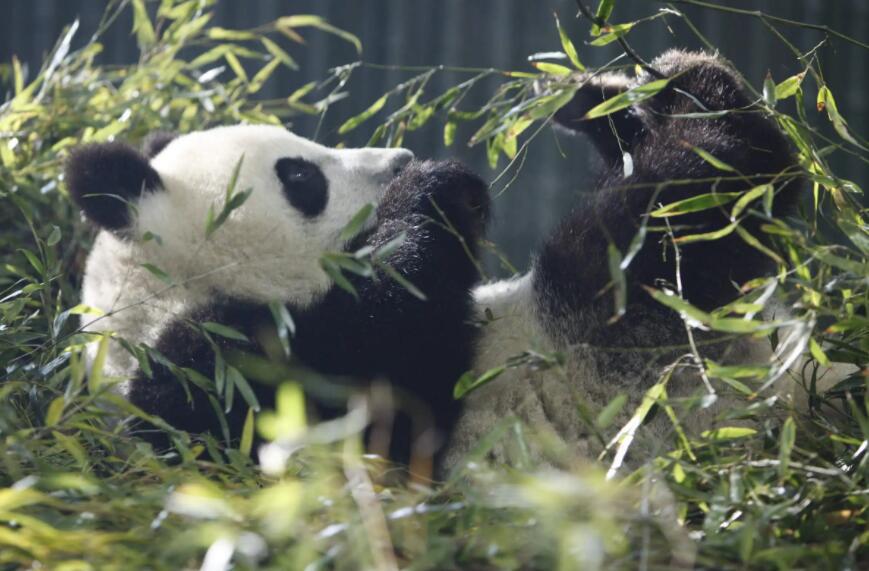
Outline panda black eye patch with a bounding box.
[275,157,329,218]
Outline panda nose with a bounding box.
[389,150,414,177]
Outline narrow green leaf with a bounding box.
[731,184,772,219]
[131,0,156,49]
[762,72,777,108]
[380,263,427,301]
[775,71,805,100]
[228,366,261,412]
[690,146,739,173]
[45,396,65,426]
[207,27,256,41]
[651,192,741,218]
[202,322,249,342]
[527,89,578,121]
[240,407,255,456]
[19,249,44,275]
[585,78,669,119]
[339,203,375,242]
[809,338,830,366]
[261,37,298,70]
[591,0,616,36]
[338,94,388,135]
[443,121,457,147]
[673,221,739,244]
[531,62,572,76]
[590,22,635,46]
[320,258,358,299]
[224,51,248,83]
[46,225,61,246]
[277,15,362,54]
[554,13,585,70]
[88,335,110,394]
[140,263,172,285]
[453,366,506,399]
[607,244,626,321]
[702,426,757,440]
[596,393,627,429]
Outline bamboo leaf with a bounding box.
[731,184,772,219]
[673,221,739,244]
[775,71,805,100]
[651,192,742,218]
[339,203,375,242]
[131,0,156,49]
[453,366,506,399]
[338,94,388,135]
[591,0,616,36]
[228,366,261,412]
[140,263,172,285]
[702,427,757,441]
[88,335,110,394]
[590,22,636,46]
[45,396,65,427]
[584,78,670,119]
[690,146,739,173]
[762,72,777,108]
[531,62,572,76]
[277,15,362,54]
[379,263,427,301]
[554,13,585,70]
[261,37,299,70]
[240,407,255,456]
[202,322,249,342]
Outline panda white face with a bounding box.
[71,125,413,306]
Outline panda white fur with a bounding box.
[68,125,490,462]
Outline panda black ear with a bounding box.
[66,142,162,231]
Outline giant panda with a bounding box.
[442,50,818,469]
[67,125,490,463]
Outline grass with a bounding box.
[0,0,866,569]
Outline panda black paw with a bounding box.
[381,159,490,242]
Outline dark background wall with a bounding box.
[2,0,866,274]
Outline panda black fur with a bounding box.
[68,126,489,464]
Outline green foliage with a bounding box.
[0,0,866,569]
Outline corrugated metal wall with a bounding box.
[2,0,866,271]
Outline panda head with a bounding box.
[67,125,413,304]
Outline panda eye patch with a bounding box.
[275,157,329,218]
